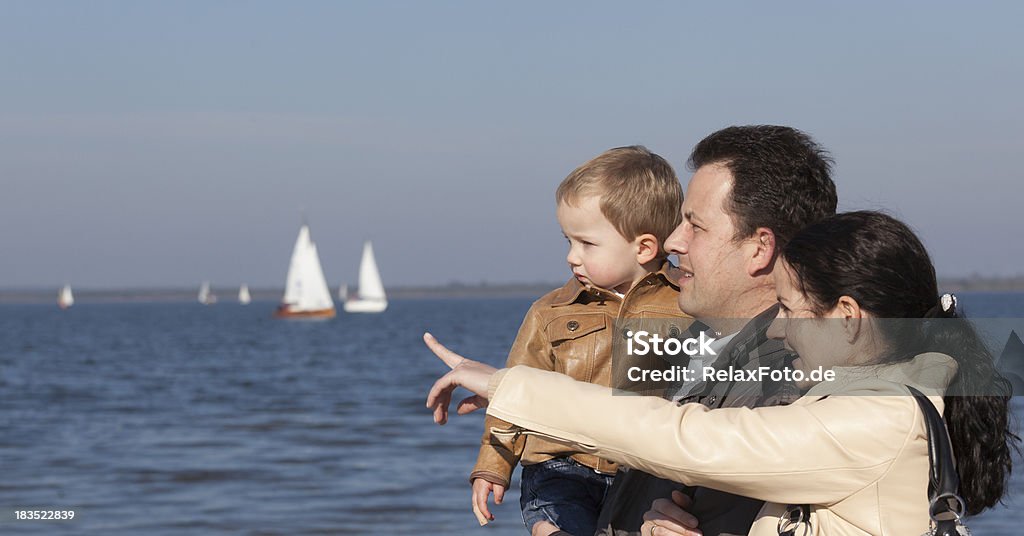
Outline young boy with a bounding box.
[470,146,689,536]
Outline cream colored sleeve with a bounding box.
[486,365,922,506]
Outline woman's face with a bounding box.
[767,260,857,388]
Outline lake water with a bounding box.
[1,293,1022,535]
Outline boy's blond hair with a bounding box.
[556,145,683,251]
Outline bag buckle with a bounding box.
[921,493,971,536]
[777,504,809,536]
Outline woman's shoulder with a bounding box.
[807,352,957,398]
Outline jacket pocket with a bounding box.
[547,313,608,381]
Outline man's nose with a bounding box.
[665,224,690,255]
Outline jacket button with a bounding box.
[622,328,631,339]
[708,396,717,405]
[668,325,681,338]
[567,320,580,332]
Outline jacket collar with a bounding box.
[717,304,783,369]
[548,261,680,307]
[806,352,959,398]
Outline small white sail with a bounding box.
[198,281,217,305]
[338,283,348,301]
[238,284,251,305]
[344,240,387,313]
[58,284,74,309]
[276,224,335,318]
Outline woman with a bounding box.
[426,212,1017,535]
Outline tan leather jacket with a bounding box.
[485,353,958,536]
[469,263,690,488]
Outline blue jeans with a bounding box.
[520,456,615,536]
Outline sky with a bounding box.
[2,1,1022,289]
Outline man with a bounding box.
[595,125,837,536]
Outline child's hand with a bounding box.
[424,332,497,424]
[470,477,505,525]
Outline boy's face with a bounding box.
[556,195,648,294]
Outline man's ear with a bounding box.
[635,233,660,264]
[747,228,776,276]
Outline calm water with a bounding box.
[1,294,1022,535]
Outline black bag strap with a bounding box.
[908,386,959,498]
[907,385,970,535]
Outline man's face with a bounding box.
[664,164,756,321]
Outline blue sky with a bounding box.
[2,1,1022,288]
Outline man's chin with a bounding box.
[676,296,700,318]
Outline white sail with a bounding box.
[198,281,216,305]
[277,224,335,317]
[344,240,387,313]
[338,283,348,301]
[238,284,251,305]
[58,284,74,309]
[357,241,386,300]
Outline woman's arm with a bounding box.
[424,334,922,506]
[485,366,920,506]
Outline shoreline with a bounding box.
[0,283,565,304]
[2,279,1023,304]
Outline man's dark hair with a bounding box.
[687,125,837,247]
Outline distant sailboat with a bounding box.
[343,241,388,313]
[338,283,348,301]
[275,224,336,318]
[58,284,74,309]
[198,281,217,305]
[238,284,252,305]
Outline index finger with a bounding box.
[424,332,466,369]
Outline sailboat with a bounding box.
[58,284,74,309]
[343,241,388,313]
[238,284,252,305]
[275,224,336,318]
[198,281,217,305]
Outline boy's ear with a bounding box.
[635,233,660,264]
[747,227,776,276]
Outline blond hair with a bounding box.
[556,146,683,250]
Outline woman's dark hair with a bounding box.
[780,210,1018,515]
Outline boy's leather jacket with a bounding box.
[470,262,689,488]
